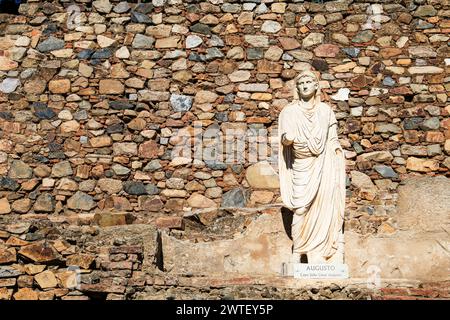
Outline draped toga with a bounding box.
[278,101,346,259]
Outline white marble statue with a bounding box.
[278,70,346,265]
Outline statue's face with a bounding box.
[297,76,318,100]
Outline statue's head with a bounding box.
[293,70,321,103]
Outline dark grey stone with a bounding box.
[247,48,264,60]
[190,23,212,35]
[42,23,59,35]
[414,20,435,29]
[33,154,49,163]
[224,94,235,103]
[231,164,244,174]
[0,176,20,191]
[48,152,66,159]
[48,142,62,152]
[33,102,56,119]
[145,184,159,195]
[352,142,364,154]
[221,3,241,13]
[352,30,374,43]
[37,36,65,52]
[188,53,206,62]
[134,3,154,14]
[221,188,249,208]
[73,110,88,121]
[91,48,114,59]
[373,165,398,179]
[420,117,440,131]
[342,47,361,58]
[77,49,95,59]
[215,112,228,122]
[131,11,152,24]
[124,181,147,195]
[312,58,328,71]
[206,47,224,60]
[25,233,44,241]
[205,161,227,170]
[109,101,134,110]
[107,123,125,134]
[143,160,162,172]
[403,117,423,130]
[0,112,13,120]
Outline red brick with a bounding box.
[380,288,410,295]
[379,295,419,300]
[409,288,439,298]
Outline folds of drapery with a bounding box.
[278,101,345,259]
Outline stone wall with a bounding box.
[0,0,449,299]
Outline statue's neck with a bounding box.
[299,97,315,110]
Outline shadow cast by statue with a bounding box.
[281,207,308,263]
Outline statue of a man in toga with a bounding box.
[278,70,346,264]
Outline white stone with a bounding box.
[97,35,116,48]
[15,36,31,47]
[185,35,203,49]
[408,66,444,74]
[302,33,324,48]
[255,3,268,14]
[113,2,130,13]
[58,110,73,121]
[42,178,55,188]
[238,83,269,92]
[351,107,363,117]
[261,21,282,33]
[396,36,409,48]
[430,34,449,42]
[115,46,130,59]
[243,3,256,11]
[369,88,388,96]
[244,35,269,47]
[93,0,112,13]
[331,88,350,101]
[153,0,166,7]
[228,70,251,82]
[169,157,192,167]
[152,12,162,24]
[0,78,20,93]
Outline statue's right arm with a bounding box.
[281,133,294,146]
[280,108,295,146]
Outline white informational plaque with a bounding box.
[293,264,349,279]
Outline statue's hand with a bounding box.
[282,133,294,146]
